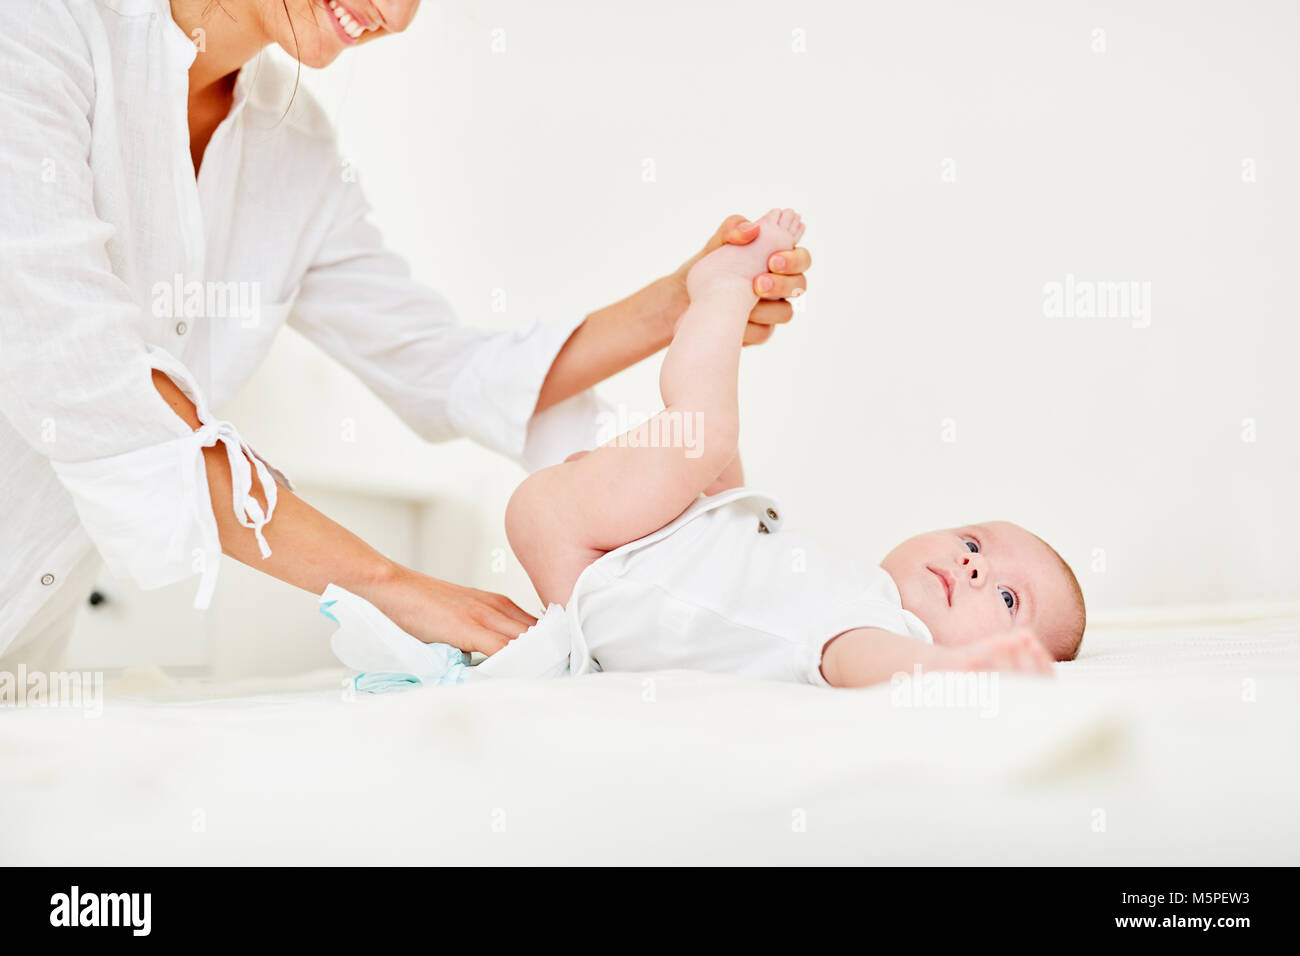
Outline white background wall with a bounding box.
[207,0,1300,653]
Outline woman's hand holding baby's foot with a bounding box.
[685,207,805,305]
[944,628,1055,677]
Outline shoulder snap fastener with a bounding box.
[40,573,55,586]
[757,521,770,534]
[766,507,778,520]
[176,321,188,335]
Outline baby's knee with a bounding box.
[691,408,739,472]
[504,472,549,568]
[504,467,597,606]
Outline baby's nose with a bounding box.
[960,553,988,588]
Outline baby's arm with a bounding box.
[820,628,944,687]
[820,627,1054,688]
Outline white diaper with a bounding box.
[470,604,572,680]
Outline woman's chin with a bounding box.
[281,44,341,70]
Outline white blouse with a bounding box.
[0,0,597,653]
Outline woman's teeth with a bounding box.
[328,0,368,40]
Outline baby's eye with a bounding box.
[999,587,1018,612]
[962,537,980,553]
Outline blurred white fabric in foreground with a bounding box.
[1,613,1296,865]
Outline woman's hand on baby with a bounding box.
[944,628,1055,677]
[368,565,538,656]
[671,214,812,344]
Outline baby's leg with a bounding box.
[703,452,744,496]
[507,209,804,607]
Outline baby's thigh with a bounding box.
[505,464,607,606]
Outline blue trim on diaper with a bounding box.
[318,600,339,623]
[354,671,422,693]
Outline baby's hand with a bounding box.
[943,628,1054,677]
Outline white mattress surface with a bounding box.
[2,614,1297,864]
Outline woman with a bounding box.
[0,0,811,668]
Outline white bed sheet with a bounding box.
[2,614,1297,865]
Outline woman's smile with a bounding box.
[324,0,374,44]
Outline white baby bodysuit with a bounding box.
[476,487,933,686]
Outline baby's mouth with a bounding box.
[927,566,953,606]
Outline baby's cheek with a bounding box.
[931,614,992,647]
[924,619,962,647]
[928,628,958,648]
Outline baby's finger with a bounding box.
[1018,633,1053,675]
[1020,646,1053,676]
[768,246,812,276]
[754,273,807,299]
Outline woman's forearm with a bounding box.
[152,370,397,598]
[205,458,398,595]
[533,275,685,414]
[154,370,533,653]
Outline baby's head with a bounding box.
[881,522,1085,661]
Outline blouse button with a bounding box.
[40,573,55,586]
[766,508,779,520]
[757,521,770,534]
[175,321,189,335]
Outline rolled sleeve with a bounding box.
[9,349,288,611]
[0,9,284,609]
[445,310,609,469]
[50,425,282,610]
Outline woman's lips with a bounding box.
[324,0,370,43]
[927,566,953,606]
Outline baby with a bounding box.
[495,208,1086,688]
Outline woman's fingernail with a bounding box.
[739,220,755,230]
[771,255,786,270]
[789,287,804,297]
[757,276,774,292]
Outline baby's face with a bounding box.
[881,521,1079,658]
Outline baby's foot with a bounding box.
[686,208,805,301]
